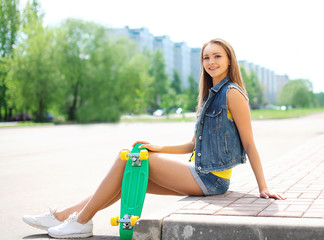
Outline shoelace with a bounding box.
[65,213,77,223]
[39,209,55,218]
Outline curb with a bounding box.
[133,196,201,240]
[162,214,324,240]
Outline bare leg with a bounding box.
[54,196,92,221]
[76,151,127,223]
[56,151,203,224]
[147,152,203,196]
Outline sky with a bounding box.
[20,0,324,93]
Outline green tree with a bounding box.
[161,88,176,117]
[0,0,20,120]
[250,70,263,107]
[7,1,57,122]
[171,69,182,94]
[240,66,264,108]
[313,92,324,107]
[277,79,313,108]
[67,24,151,122]
[0,0,19,57]
[148,50,169,111]
[185,75,199,112]
[54,18,97,121]
[61,20,151,122]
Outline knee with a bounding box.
[115,149,130,164]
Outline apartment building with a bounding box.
[112,26,289,103]
[113,26,201,87]
[239,60,289,103]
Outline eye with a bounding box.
[203,56,209,60]
[215,55,221,58]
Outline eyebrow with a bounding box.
[203,52,222,57]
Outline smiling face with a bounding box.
[202,43,230,85]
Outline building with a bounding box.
[191,48,201,83]
[113,26,288,101]
[113,26,201,87]
[154,35,174,79]
[239,60,290,104]
[174,42,191,88]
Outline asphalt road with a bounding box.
[1,112,324,239]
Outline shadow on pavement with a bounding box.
[23,234,120,240]
[23,234,48,239]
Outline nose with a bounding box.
[208,58,216,65]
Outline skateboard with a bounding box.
[110,143,149,240]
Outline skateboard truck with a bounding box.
[130,153,142,167]
[120,150,148,167]
[111,214,140,229]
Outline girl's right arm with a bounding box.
[133,136,196,154]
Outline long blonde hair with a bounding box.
[196,38,247,114]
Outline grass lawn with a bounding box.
[121,108,324,122]
[1,108,324,127]
[250,108,324,120]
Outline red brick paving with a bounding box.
[174,134,324,219]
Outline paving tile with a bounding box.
[174,209,217,215]
[203,199,238,205]
[232,197,258,204]
[258,211,304,218]
[285,204,310,212]
[312,199,324,204]
[298,192,320,199]
[303,211,324,218]
[202,204,224,211]
[275,198,313,205]
[225,203,267,211]
[283,192,302,198]
[224,192,246,198]
[216,209,259,216]
[181,201,209,210]
[252,198,276,204]
[263,204,289,211]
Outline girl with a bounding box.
[23,38,285,239]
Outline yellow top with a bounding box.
[191,109,233,179]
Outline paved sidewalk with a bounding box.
[134,133,324,239]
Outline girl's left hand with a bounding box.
[132,140,162,152]
[260,189,286,200]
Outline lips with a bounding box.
[209,67,218,70]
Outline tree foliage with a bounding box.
[277,79,313,108]
[240,66,263,108]
[171,70,182,94]
[185,75,199,112]
[0,0,19,120]
[147,50,169,111]
[7,1,57,122]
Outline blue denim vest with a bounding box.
[194,77,247,173]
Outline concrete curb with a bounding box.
[162,214,324,240]
[133,196,201,240]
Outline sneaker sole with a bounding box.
[48,232,93,239]
[22,218,48,231]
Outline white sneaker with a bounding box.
[48,212,93,239]
[22,208,63,230]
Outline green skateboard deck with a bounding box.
[111,143,149,240]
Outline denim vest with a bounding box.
[194,77,247,173]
